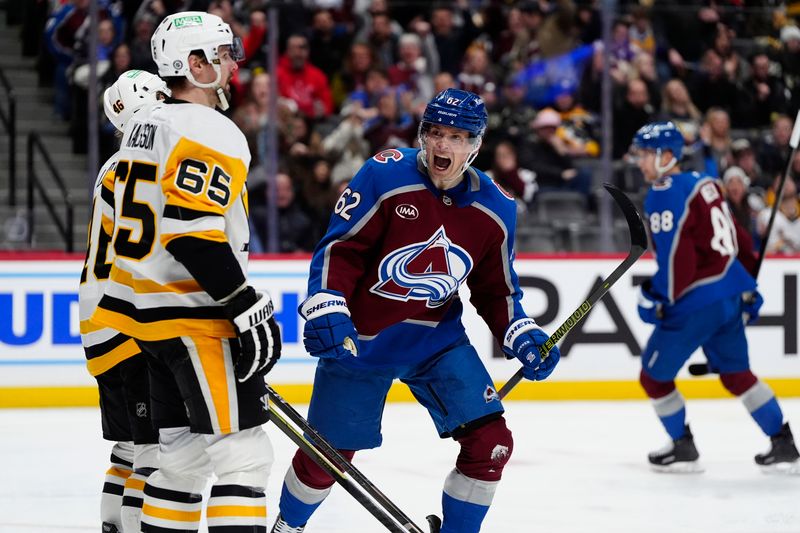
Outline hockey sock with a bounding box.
[101,442,134,529]
[440,470,497,533]
[743,383,784,436]
[140,473,204,532]
[121,442,158,533]
[207,484,267,531]
[721,372,784,437]
[277,465,332,528]
[641,372,686,440]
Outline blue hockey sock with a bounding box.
[277,480,326,528]
[660,407,687,441]
[750,397,784,437]
[440,492,490,533]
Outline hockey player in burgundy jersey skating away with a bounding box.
[631,121,799,473]
[270,88,562,533]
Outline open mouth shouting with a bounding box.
[433,155,452,172]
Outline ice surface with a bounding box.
[1,399,798,533]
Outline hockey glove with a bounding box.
[300,290,359,359]
[637,280,664,325]
[503,318,560,381]
[224,286,282,382]
[742,290,763,325]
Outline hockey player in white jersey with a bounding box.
[80,69,168,532]
[92,12,282,532]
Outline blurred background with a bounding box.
[1,0,799,255]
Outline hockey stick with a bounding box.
[266,385,439,533]
[498,183,648,399]
[688,109,800,377]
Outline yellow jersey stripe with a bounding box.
[92,306,235,340]
[110,263,202,294]
[160,229,228,249]
[86,338,140,377]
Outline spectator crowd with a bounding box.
[29,0,800,253]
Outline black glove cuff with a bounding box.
[223,286,259,323]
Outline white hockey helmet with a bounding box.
[150,11,243,110]
[103,70,168,132]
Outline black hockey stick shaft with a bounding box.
[266,385,429,533]
[498,184,648,399]
[267,404,413,533]
[688,109,800,377]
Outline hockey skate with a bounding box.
[755,423,800,474]
[271,514,305,533]
[648,425,704,473]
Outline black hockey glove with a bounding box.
[223,286,282,382]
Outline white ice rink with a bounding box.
[1,398,799,533]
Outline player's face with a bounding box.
[634,148,658,182]
[216,45,239,89]
[424,124,478,187]
[635,148,674,182]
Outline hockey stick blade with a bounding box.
[688,363,717,376]
[498,183,647,399]
[690,109,800,377]
[266,386,432,533]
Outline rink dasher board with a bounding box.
[0,254,797,407]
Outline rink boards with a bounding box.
[0,254,798,407]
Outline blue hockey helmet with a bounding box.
[420,88,488,138]
[632,121,685,160]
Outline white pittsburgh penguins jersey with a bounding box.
[79,155,141,376]
[92,101,251,341]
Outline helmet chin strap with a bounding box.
[185,63,230,111]
[654,148,677,179]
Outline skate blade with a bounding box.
[650,461,705,474]
[758,460,800,475]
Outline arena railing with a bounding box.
[0,66,16,207]
[26,132,74,252]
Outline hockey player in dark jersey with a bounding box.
[270,89,562,533]
[631,121,799,473]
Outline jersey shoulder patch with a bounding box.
[372,148,404,164]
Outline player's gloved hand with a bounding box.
[223,286,282,382]
[742,290,763,325]
[637,280,664,325]
[502,318,560,381]
[300,290,359,359]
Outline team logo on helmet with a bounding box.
[371,226,473,307]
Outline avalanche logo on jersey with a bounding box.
[371,226,473,308]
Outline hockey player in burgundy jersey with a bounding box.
[270,89,562,533]
[632,121,799,473]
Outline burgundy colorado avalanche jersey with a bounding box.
[307,147,528,366]
[644,171,757,315]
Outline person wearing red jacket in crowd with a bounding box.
[277,34,334,120]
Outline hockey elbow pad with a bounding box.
[300,290,359,359]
